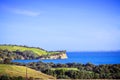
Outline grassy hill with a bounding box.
[0,45,65,55]
[0,64,55,79]
[0,45,47,56]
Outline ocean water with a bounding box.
[12,52,120,65]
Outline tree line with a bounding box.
[0,49,37,60]
[27,62,120,79]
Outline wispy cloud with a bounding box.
[13,9,40,16]
[2,6,40,17]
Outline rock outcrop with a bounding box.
[48,53,67,59]
[38,52,68,59]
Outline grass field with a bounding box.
[51,68,79,71]
[0,45,60,56]
[0,64,55,79]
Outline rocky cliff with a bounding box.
[38,52,68,59]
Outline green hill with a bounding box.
[0,45,48,56]
[0,45,66,60]
[0,64,55,79]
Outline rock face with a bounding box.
[39,52,68,59]
[49,53,68,59]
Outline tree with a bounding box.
[3,58,11,64]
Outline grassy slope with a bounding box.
[0,45,51,56]
[51,68,79,71]
[51,68,93,74]
[0,64,55,79]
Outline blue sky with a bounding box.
[0,0,120,51]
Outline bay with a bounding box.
[12,52,120,65]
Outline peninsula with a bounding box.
[0,44,67,60]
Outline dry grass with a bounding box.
[0,64,55,79]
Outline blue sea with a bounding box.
[12,52,120,65]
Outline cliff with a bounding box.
[39,52,68,59]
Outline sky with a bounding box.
[0,0,120,51]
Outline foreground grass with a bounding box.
[0,64,55,79]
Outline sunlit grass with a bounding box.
[0,64,55,79]
[51,68,79,71]
[0,45,53,56]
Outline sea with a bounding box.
[12,52,120,65]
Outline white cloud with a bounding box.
[13,9,40,16]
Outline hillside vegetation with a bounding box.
[0,45,67,60]
[0,45,48,56]
[0,64,55,80]
[22,61,120,79]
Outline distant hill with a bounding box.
[0,45,67,60]
[0,64,55,79]
[0,45,47,56]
